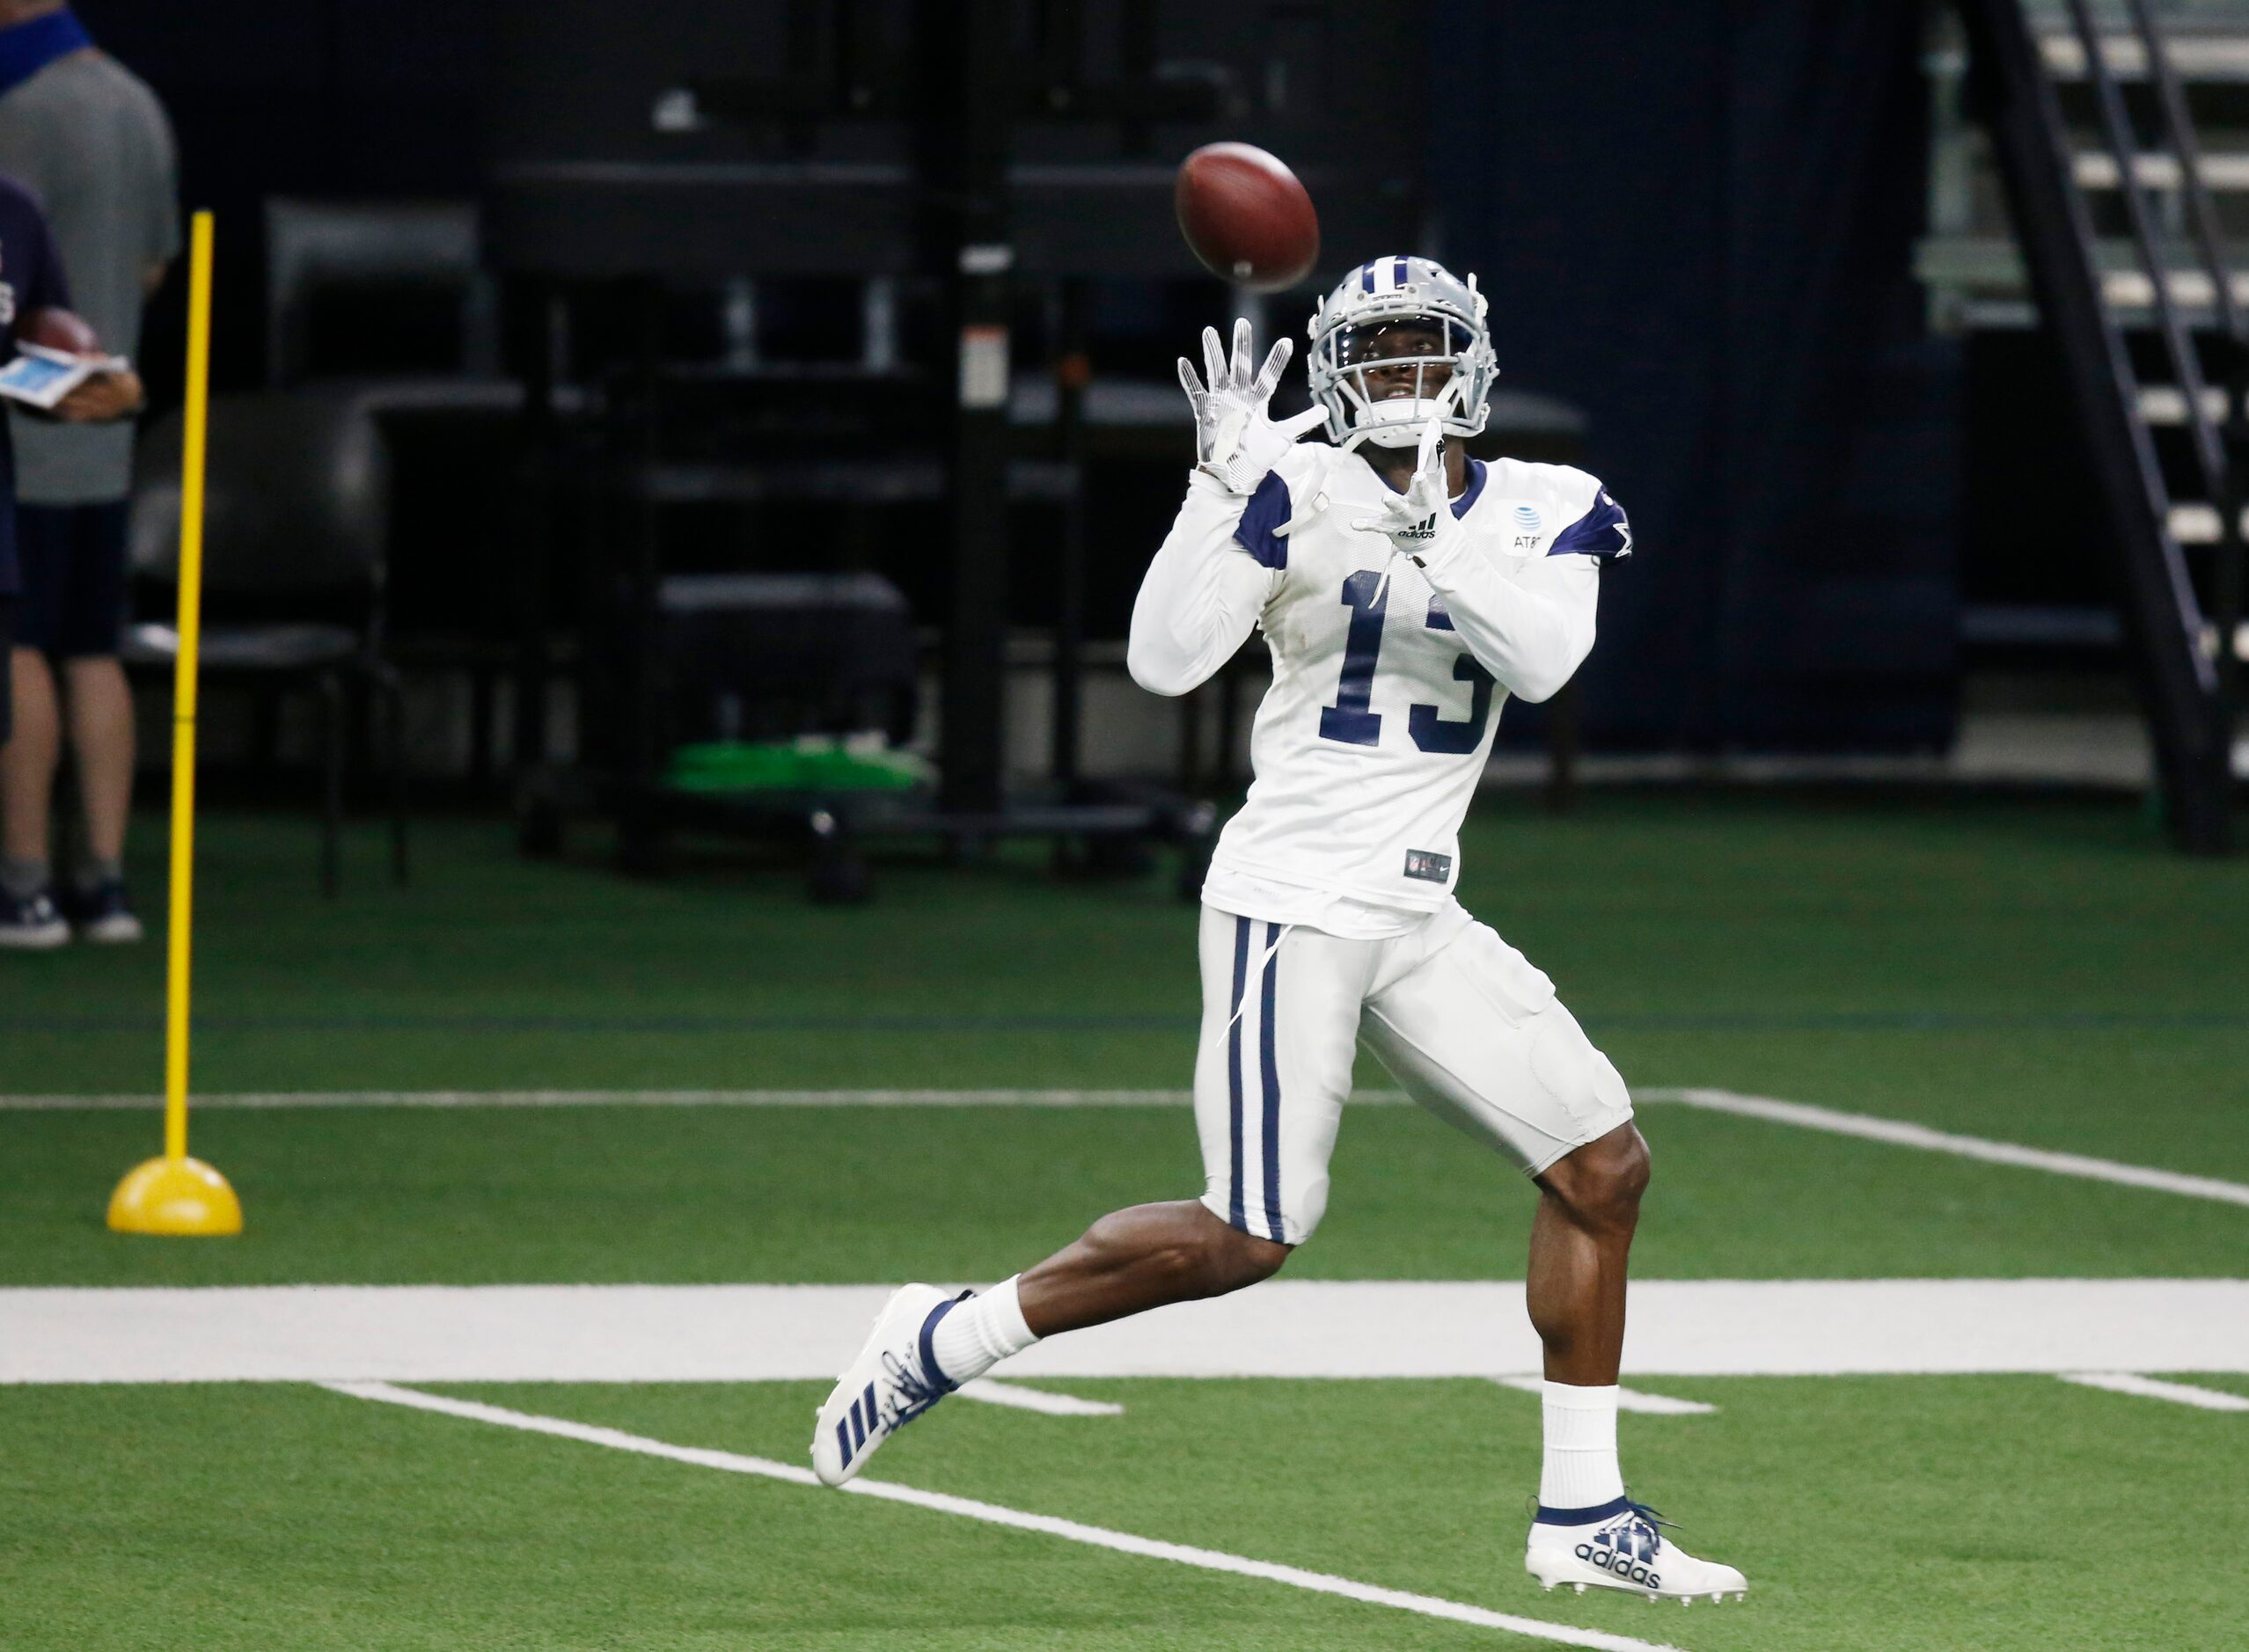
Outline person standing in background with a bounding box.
[0,1,178,947]
[0,172,138,946]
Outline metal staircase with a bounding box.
[1947,0,2241,851]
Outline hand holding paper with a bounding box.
[0,342,140,419]
[56,362,145,423]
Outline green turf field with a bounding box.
[4,794,2245,1649]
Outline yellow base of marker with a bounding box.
[106,1156,242,1236]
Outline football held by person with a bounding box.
[812,258,1744,1605]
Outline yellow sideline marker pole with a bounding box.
[108,211,239,1237]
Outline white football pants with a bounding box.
[1193,902,1634,1246]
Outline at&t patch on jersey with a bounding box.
[1403,848,1453,883]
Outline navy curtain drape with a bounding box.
[1434,1,1959,752]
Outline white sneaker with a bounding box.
[811,1283,968,1487]
[1526,1497,1747,1604]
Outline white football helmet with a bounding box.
[1306,256,1498,450]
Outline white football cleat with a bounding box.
[810,1283,968,1487]
[1526,1497,1747,1604]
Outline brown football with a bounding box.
[1175,142,1320,293]
[20,306,100,355]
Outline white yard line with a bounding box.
[958,1378,1123,1417]
[13,1075,2246,1246]
[1637,1088,2249,1209]
[11,1279,2249,1385]
[1488,1376,1717,1416]
[13,1083,2245,1212]
[2057,1372,2249,1412]
[322,1380,1684,1652]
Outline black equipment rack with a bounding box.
[488,0,1428,898]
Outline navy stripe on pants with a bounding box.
[1258,924,1284,1242]
[1227,916,1249,1232]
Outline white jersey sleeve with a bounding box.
[1410,465,1616,704]
[1126,461,1301,696]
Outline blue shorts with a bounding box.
[13,501,128,659]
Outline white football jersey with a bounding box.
[1128,444,1629,921]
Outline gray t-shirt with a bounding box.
[0,48,178,505]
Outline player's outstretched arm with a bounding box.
[1130,318,1318,697]
[1351,421,1605,703]
[1126,471,1278,697]
[1178,317,1327,497]
[1425,552,1600,704]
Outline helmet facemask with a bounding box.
[1307,260,1497,451]
[1328,318,1477,449]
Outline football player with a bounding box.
[814,257,1744,1604]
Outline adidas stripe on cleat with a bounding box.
[810,1283,969,1487]
[1524,1495,1747,1604]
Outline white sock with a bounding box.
[928,1275,1038,1385]
[1537,1381,1625,1516]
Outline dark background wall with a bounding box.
[77,0,493,399]
[76,0,1959,756]
[1432,0,1958,753]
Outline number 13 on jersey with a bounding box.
[1316,570,1495,753]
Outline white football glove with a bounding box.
[1178,317,1327,495]
[1350,418,1460,564]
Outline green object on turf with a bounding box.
[664,739,927,793]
